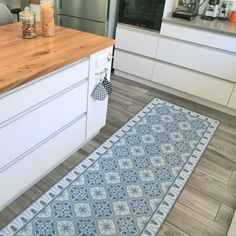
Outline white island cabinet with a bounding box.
[0,46,113,211]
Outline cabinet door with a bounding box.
[157,37,236,83]
[228,86,236,109]
[0,59,89,125]
[113,50,155,80]
[115,26,159,58]
[160,22,236,53]
[0,82,87,172]
[153,61,234,106]
[0,116,86,210]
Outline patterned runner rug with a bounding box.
[0,98,219,236]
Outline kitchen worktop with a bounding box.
[0,23,115,95]
[163,16,236,36]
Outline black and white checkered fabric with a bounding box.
[92,82,108,101]
[102,77,112,95]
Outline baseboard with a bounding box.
[114,70,236,117]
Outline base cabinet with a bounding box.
[114,50,155,81]
[113,24,236,113]
[0,46,113,210]
[153,61,234,106]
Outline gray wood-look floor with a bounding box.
[0,75,236,236]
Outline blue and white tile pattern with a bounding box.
[0,98,219,236]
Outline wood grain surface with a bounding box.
[0,23,115,95]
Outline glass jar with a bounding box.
[19,7,37,39]
[40,0,55,37]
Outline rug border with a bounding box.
[140,101,219,236]
[0,98,219,236]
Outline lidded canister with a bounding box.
[19,7,37,39]
[40,0,55,37]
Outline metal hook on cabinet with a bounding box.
[95,68,108,76]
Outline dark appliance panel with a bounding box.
[118,0,166,31]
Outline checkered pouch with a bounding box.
[102,76,112,95]
[92,74,112,101]
[92,82,108,101]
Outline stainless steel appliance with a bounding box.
[201,0,220,20]
[173,0,200,20]
[55,0,118,38]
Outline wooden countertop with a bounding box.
[0,23,115,95]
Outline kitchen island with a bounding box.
[0,23,115,210]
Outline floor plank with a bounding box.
[215,204,235,229]
[158,222,190,236]
[229,171,236,188]
[196,157,233,184]
[166,202,228,236]
[178,184,221,220]
[188,170,236,208]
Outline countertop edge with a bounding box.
[162,16,236,37]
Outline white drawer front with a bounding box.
[157,37,236,83]
[160,22,236,53]
[228,86,236,109]
[0,116,86,210]
[153,61,234,105]
[116,26,159,58]
[0,82,87,172]
[114,50,155,80]
[0,59,89,125]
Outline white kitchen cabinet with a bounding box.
[157,37,236,83]
[153,61,234,106]
[0,59,89,125]
[114,50,155,81]
[0,82,87,172]
[160,22,236,53]
[115,25,159,58]
[0,47,113,210]
[113,22,236,114]
[0,116,86,209]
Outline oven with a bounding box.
[118,0,166,31]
